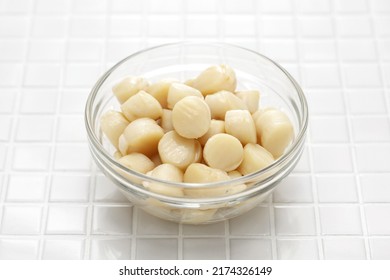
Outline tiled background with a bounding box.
[0,0,390,260]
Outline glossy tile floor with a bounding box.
[0,0,390,260]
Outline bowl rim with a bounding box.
[85,41,308,190]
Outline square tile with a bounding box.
[360,174,390,202]
[185,16,218,37]
[90,238,131,260]
[374,16,390,37]
[378,39,390,60]
[347,90,387,114]
[365,204,390,235]
[293,146,311,172]
[302,64,340,88]
[316,174,358,203]
[56,115,87,142]
[92,206,132,235]
[20,89,57,114]
[0,91,16,113]
[338,39,376,61]
[298,17,333,37]
[136,238,178,260]
[109,16,142,38]
[182,238,225,260]
[223,16,256,37]
[229,206,270,235]
[60,90,89,114]
[322,237,366,259]
[351,117,390,142]
[230,239,272,260]
[183,221,225,236]
[6,174,47,202]
[15,115,54,142]
[110,0,143,13]
[355,144,390,172]
[72,0,106,13]
[273,174,313,203]
[46,205,87,234]
[259,40,297,62]
[28,40,64,61]
[50,174,90,202]
[69,16,105,38]
[137,210,178,235]
[106,39,142,63]
[223,0,254,13]
[274,206,316,235]
[0,0,33,13]
[369,238,390,260]
[0,63,22,86]
[31,16,67,38]
[277,238,319,260]
[312,145,353,173]
[334,0,368,13]
[260,16,294,37]
[300,39,337,61]
[337,16,372,37]
[0,145,7,170]
[296,0,330,13]
[24,63,61,87]
[36,0,71,13]
[42,239,85,260]
[0,239,39,260]
[148,0,182,13]
[0,116,12,141]
[319,205,362,235]
[12,145,51,171]
[0,39,26,61]
[148,16,182,37]
[54,144,91,171]
[342,64,382,88]
[64,63,101,87]
[307,90,345,115]
[67,39,103,61]
[0,16,29,37]
[94,174,128,203]
[310,117,349,143]
[372,0,390,13]
[1,205,43,234]
[258,0,292,13]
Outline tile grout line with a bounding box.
[290,0,325,260]
[37,0,73,260]
[130,0,153,260]
[0,0,39,251]
[253,0,278,260]
[84,0,111,260]
[329,0,371,259]
[367,2,390,122]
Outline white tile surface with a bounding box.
[1,0,390,261]
[1,206,43,234]
[42,239,85,260]
[6,174,47,202]
[322,237,366,260]
[92,206,132,235]
[319,205,362,235]
[274,206,317,236]
[277,238,319,260]
[46,205,87,234]
[90,238,131,260]
[230,239,272,260]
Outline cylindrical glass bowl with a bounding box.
[85,42,308,224]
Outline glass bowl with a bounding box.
[85,42,308,224]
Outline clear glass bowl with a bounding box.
[85,42,308,224]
